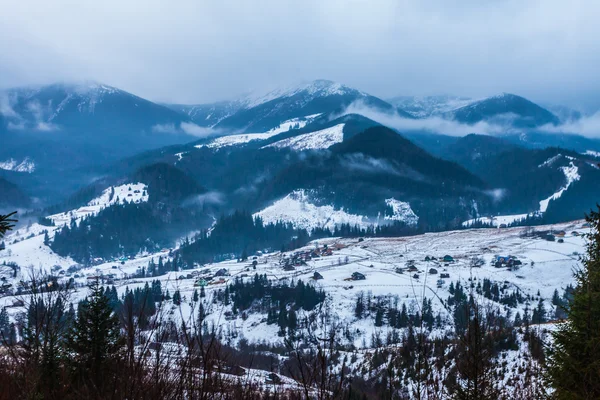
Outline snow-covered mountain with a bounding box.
[0,82,201,205]
[194,79,409,133]
[448,93,560,128]
[1,82,193,133]
[164,100,245,127]
[387,95,476,118]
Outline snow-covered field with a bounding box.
[1,210,588,350]
[263,124,345,151]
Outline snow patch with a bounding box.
[462,214,530,228]
[383,198,419,226]
[253,190,368,231]
[585,150,600,158]
[539,162,580,213]
[538,154,562,168]
[0,157,35,173]
[196,116,318,149]
[48,183,148,227]
[263,124,345,151]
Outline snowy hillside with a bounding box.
[585,150,600,158]
[464,156,582,227]
[48,183,148,227]
[538,162,580,213]
[254,190,419,231]
[242,80,365,109]
[263,123,345,151]
[383,198,419,226]
[387,95,476,118]
[253,189,368,231]
[0,157,35,173]
[195,115,320,149]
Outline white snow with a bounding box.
[539,162,580,213]
[462,213,530,228]
[538,154,562,168]
[0,157,35,173]
[174,152,188,161]
[263,124,345,151]
[465,160,582,227]
[382,198,419,226]
[47,183,148,227]
[585,150,600,158]
[253,189,369,231]
[196,116,319,150]
[241,80,361,109]
[0,210,591,361]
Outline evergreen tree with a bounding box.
[288,308,298,332]
[200,285,206,298]
[0,212,16,238]
[548,206,600,398]
[196,302,206,331]
[355,293,364,319]
[193,289,199,302]
[173,289,182,306]
[0,307,10,342]
[66,280,123,389]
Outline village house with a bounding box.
[351,272,366,281]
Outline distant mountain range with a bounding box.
[1,79,599,227]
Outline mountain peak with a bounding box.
[241,79,360,109]
[451,92,560,128]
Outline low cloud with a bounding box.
[0,92,20,119]
[342,101,507,137]
[180,122,217,137]
[152,122,218,138]
[35,122,59,131]
[539,112,600,138]
[182,191,225,207]
[339,153,427,180]
[1,95,60,132]
[344,100,600,139]
[152,123,180,134]
[484,188,507,202]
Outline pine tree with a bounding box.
[0,212,17,238]
[452,300,502,400]
[196,302,206,331]
[200,285,206,298]
[548,206,600,398]
[193,289,199,302]
[173,289,182,306]
[67,280,123,389]
[0,307,9,342]
[288,308,298,332]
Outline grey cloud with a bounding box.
[343,102,507,136]
[0,0,599,109]
[152,122,217,138]
[182,191,225,207]
[539,112,600,138]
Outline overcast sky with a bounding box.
[1,0,599,109]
